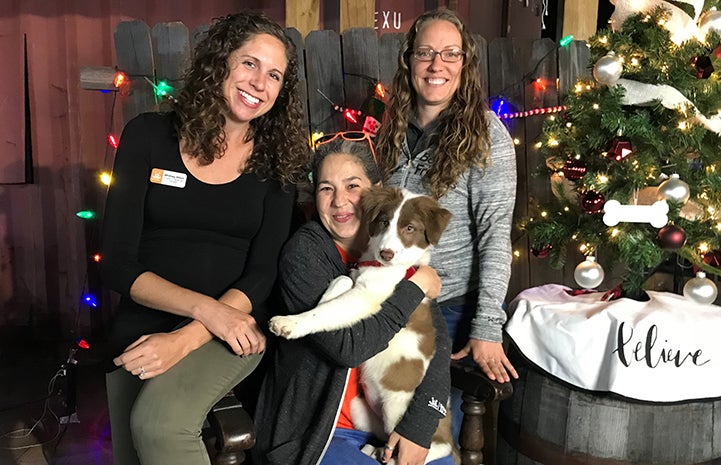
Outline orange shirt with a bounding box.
[334,243,360,430]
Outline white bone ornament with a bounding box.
[603,199,669,228]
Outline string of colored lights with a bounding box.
[498,105,567,119]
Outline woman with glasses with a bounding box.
[100,12,309,465]
[254,133,455,465]
[375,8,519,439]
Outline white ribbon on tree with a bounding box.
[616,78,721,135]
[609,0,705,44]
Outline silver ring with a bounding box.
[139,366,145,378]
[384,444,394,451]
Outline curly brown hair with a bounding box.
[375,9,492,198]
[173,11,309,184]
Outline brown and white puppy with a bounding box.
[269,185,457,465]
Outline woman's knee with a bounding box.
[129,398,199,448]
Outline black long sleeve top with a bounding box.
[100,112,295,364]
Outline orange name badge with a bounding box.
[150,168,187,188]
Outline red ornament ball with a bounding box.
[580,190,605,214]
[531,244,553,258]
[656,224,687,249]
[703,250,721,269]
[607,137,633,161]
[563,159,586,180]
[694,250,721,273]
[691,55,714,79]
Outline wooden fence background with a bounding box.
[107,20,595,307]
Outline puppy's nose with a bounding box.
[380,249,395,262]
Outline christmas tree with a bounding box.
[521,0,721,300]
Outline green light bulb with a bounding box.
[154,80,174,97]
[76,210,96,219]
[559,35,574,47]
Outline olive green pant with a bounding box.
[106,339,262,465]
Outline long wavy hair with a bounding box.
[173,11,309,184]
[375,9,491,198]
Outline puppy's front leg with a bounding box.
[269,276,353,339]
[319,275,354,303]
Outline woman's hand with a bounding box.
[195,300,266,356]
[451,339,518,382]
[113,331,188,379]
[408,265,441,300]
[382,431,429,465]
[128,273,265,356]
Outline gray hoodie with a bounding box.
[388,111,517,343]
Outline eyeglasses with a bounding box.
[412,47,465,63]
[314,131,376,163]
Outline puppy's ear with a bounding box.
[361,186,402,223]
[417,198,452,245]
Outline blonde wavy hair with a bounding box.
[375,9,491,198]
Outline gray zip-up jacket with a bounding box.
[253,220,451,465]
[388,111,517,343]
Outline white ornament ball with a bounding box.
[683,271,718,305]
[592,52,623,86]
[574,256,605,289]
[657,173,690,204]
[699,9,721,38]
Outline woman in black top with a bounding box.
[100,12,308,465]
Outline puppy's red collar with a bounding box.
[352,261,417,280]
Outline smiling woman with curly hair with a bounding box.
[100,11,310,465]
[174,12,308,184]
[375,8,519,443]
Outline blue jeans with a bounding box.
[440,303,474,443]
[320,428,455,465]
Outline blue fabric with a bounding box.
[440,303,473,443]
[319,428,455,465]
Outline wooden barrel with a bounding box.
[496,363,721,465]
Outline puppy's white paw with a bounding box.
[268,315,307,339]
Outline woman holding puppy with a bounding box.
[375,9,519,440]
[254,133,455,465]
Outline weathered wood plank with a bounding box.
[526,38,563,289]
[378,32,403,90]
[473,33,489,104]
[488,37,528,302]
[114,20,156,123]
[341,27,379,131]
[151,21,190,97]
[557,39,592,287]
[558,39,591,97]
[286,27,309,136]
[191,24,209,49]
[286,0,320,38]
[305,29,344,134]
[500,365,721,464]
